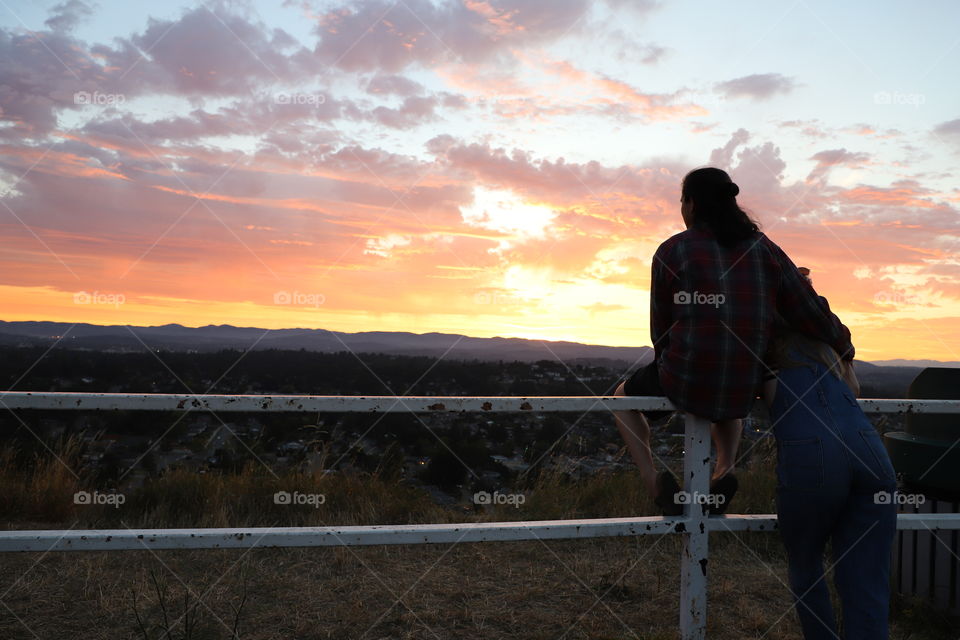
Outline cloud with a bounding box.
[371,95,440,128]
[0,27,101,134]
[312,0,592,72]
[366,73,426,96]
[778,119,829,138]
[123,6,314,95]
[933,118,960,142]
[440,54,705,124]
[806,148,870,183]
[714,73,797,101]
[708,127,751,169]
[530,56,705,121]
[44,0,94,33]
[0,4,322,137]
[604,29,668,65]
[426,136,683,209]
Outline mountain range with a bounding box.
[4,320,955,399]
[1,320,957,370]
[0,321,653,367]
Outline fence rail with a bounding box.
[4,391,960,414]
[2,392,959,640]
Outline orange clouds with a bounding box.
[839,185,938,209]
[1,2,957,363]
[439,53,708,123]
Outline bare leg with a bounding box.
[711,418,742,482]
[613,381,659,496]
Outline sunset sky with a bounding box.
[1,0,958,362]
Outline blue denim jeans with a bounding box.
[768,353,897,640]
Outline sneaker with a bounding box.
[653,470,684,516]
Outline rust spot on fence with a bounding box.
[481,402,493,411]
[520,401,533,410]
[428,403,446,410]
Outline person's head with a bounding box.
[680,167,760,247]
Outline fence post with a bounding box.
[679,413,711,640]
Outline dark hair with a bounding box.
[681,167,760,247]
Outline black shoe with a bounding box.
[708,472,738,515]
[653,471,684,516]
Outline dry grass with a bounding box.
[1,536,803,639]
[0,437,955,639]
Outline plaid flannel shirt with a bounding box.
[650,227,854,421]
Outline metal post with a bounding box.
[679,413,711,639]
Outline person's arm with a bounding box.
[765,237,855,361]
[650,242,678,364]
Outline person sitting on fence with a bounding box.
[760,326,897,640]
[612,166,855,516]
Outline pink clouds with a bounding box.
[0,1,956,359]
[532,56,707,121]
[438,54,706,123]
[312,0,591,71]
[427,136,681,208]
[365,73,426,96]
[0,5,321,137]
[371,93,466,129]
[837,184,939,209]
[806,149,870,183]
[124,7,309,95]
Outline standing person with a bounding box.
[612,166,855,516]
[761,328,897,639]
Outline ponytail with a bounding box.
[682,167,760,247]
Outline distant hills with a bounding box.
[867,359,960,369]
[1,320,957,371]
[0,321,654,368]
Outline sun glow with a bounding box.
[459,187,558,251]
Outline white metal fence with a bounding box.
[2,392,959,640]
